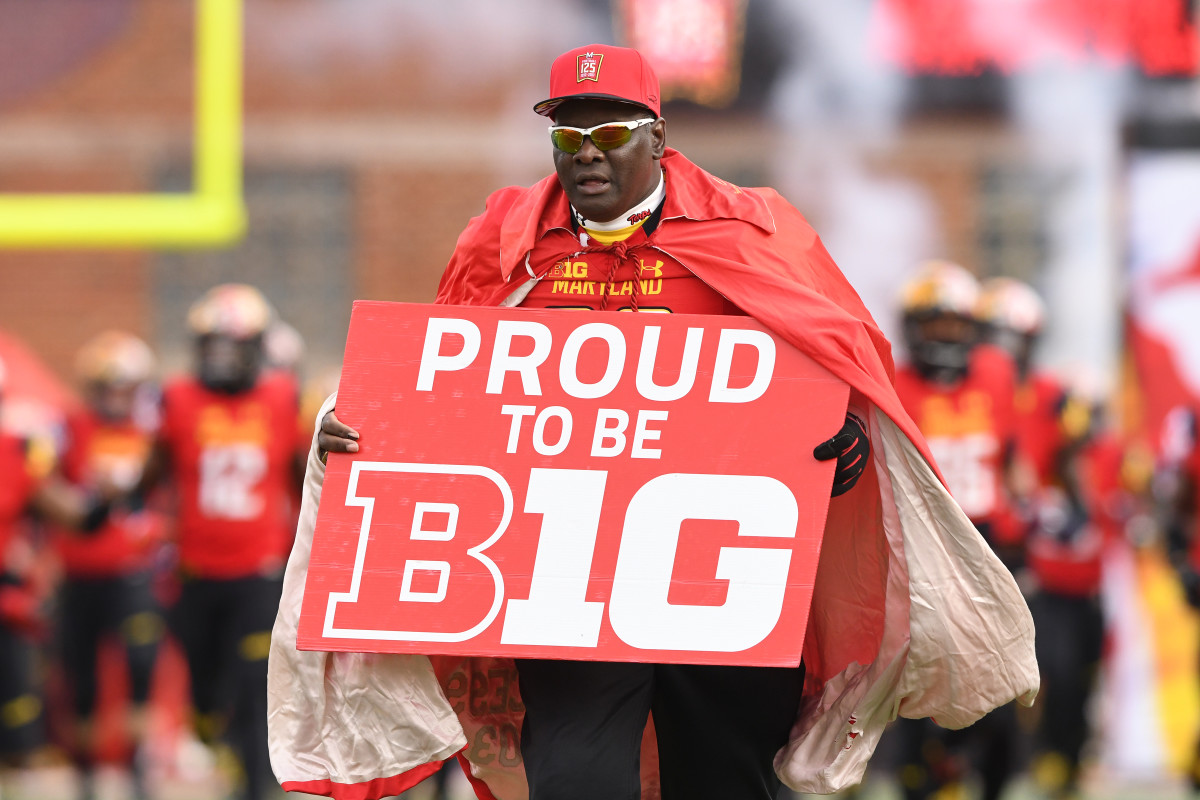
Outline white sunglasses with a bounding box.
[549,118,656,153]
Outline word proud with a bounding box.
[416,316,776,403]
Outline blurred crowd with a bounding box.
[0,266,1197,800]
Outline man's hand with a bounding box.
[813,413,869,497]
[318,410,359,464]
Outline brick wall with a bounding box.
[0,0,1006,386]
[0,0,552,384]
[0,161,150,381]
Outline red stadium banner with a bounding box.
[297,302,849,667]
[871,0,1199,76]
[617,0,747,108]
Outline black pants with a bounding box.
[1031,591,1102,782]
[893,703,1019,800]
[59,572,164,717]
[0,622,42,761]
[171,573,281,800]
[515,659,805,800]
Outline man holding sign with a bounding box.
[270,44,1038,800]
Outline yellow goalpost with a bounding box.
[0,0,245,248]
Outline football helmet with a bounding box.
[187,284,274,394]
[976,277,1046,377]
[187,283,273,341]
[75,331,156,387]
[75,331,157,422]
[264,319,305,375]
[899,260,981,383]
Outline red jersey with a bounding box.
[1014,372,1067,487]
[895,345,1018,539]
[1025,434,1125,597]
[520,226,746,316]
[1013,371,1104,595]
[1026,522,1103,596]
[54,412,164,578]
[160,372,302,578]
[0,433,40,565]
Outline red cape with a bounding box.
[435,148,938,685]
[271,150,1039,800]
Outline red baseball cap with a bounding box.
[534,44,661,119]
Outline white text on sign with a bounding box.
[324,464,798,653]
[416,317,777,402]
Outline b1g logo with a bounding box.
[324,463,799,654]
[299,301,849,667]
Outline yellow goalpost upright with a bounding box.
[0,0,245,249]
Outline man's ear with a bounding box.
[651,118,667,159]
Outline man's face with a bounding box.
[552,99,665,224]
[87,381,139,423]
[903,311,979,383]
[196,333,262,394]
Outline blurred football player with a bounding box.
[897,263,1023,554]
[977,278,1101,799]
[891,261,1023,800]
[53,331,166,800]
[133,284,305,800]
[0,355,122,796]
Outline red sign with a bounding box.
[618,0,747,107]
[872,0,1198,76]
[298,302,849,667]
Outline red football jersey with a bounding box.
[1014,371,1105,595]
[519,229,747,316]
[895,345,1018,537]
[1026,433,1124,597]
[0,433,39,564]
[1014,372,1067,487]
[54,412,164,578]
[160,372,302,578]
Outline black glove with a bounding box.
[813,413,869,497]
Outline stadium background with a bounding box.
[1,1,1199,798]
